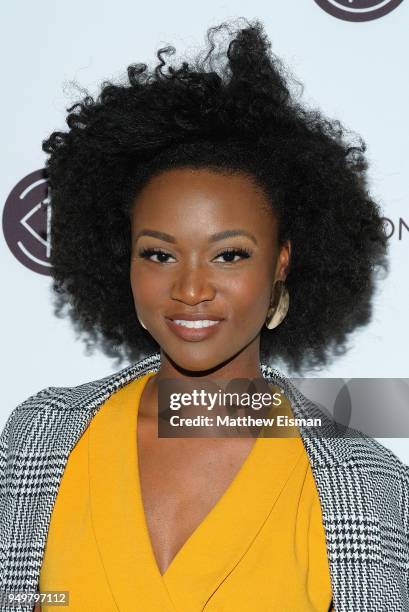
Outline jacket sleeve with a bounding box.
[0,406,20,499]
[399,461,409,573]
[0,406,19,592]
[0,389,52,486]
[0,387,56,492]
[0,388,55,592]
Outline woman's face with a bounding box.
[130,167,290,374]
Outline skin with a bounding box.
[130,167,290,380]
[128,167,291,575]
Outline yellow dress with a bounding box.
[39,371,334,611]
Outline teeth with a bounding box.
[173,320,220,329]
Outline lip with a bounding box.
[165,312,224,321]
[164,317,224,342]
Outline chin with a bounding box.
[162,345,236,375]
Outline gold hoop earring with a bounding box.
[265,280,289,330]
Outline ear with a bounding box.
[276,239,291,282]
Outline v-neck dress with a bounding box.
[39,371,334,611]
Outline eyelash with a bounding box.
[137,247,252,264]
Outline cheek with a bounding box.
[130,265,166,305]
[224,273,272,315]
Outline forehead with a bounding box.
[131,167,274,227]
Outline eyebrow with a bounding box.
[134,229,258,245]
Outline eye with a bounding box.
[137,246,252,264]
[213,247,252,263]
[137,247,175,263]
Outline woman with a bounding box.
[1,18,408,612]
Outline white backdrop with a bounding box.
[2,0,408,460]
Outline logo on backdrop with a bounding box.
[2,169,52,276]
[314,0,404,22]
[382,217,409,240]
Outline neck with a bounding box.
[139,341,266,418]
[159,340,264,381]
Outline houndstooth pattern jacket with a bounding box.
[0,352,408,612]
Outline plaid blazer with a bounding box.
[0,352,408,612]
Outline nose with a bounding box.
[170,263,216,305]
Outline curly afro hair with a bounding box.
[42,17,389,374]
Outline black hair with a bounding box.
[42,18,389,374]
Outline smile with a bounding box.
[173,320,220,328]
[165,317,224,342]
